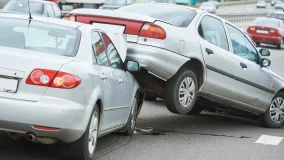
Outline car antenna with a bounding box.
[27,0,33,19]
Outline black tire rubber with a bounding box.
[121,96,138,136]
[187,103,204,115]
[68,105,99,160]
[145,94,157,101]
[259,92,284,128]
[165,68,198,114]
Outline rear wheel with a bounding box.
[68,105,99,160]
[145,94,157,101]
[165,68,198,114]
[277,39,283,50]
[260,92,284,128]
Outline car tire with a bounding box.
[259,92,284,128]
[187,103,204,115]
[68,105,99,160]
[277,39,283,50]
[145,94,157,101]
[165,68,198,114]
[120,96,138,136]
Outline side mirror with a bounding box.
[260,58,271,67]
[259,49,270,56]
[126,61,140,72]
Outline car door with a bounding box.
[91,31,120,131]
[197,15,238,99]
[101,33,132,126]
[225,23,274,109]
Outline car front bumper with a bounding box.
[0,96,93,143]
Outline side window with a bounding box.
[199,16,229,51]
[52,4,62,18]
[101,33,124,70]
[46,5,55,17]
[91,32,109,66]
[226,24,259,63]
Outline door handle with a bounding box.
[240,62,247,69]
[100,74,107,80]
[206,48,214,55]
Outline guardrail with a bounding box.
[218,13,268,22]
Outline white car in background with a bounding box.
[256,0,267,8]
[274,1,284,9]
[199,2,217,14]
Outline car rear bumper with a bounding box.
[251,35,282,44]
[126,43,189,80]
[0,96,93,143]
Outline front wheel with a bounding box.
[68,105,99,160]
[260,92,284,128]
[120,97,138,135]
[165,68,198,114]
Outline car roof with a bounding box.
[0,12,83,28]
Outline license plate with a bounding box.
[256,30,269,34]
[0,77,18,93]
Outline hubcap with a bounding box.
[179,77,195,108]
[270,97,284,124]
[88,111,98,155]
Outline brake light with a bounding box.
[139,23,166,40]
[26,69,81,89]
[65,15,76,21]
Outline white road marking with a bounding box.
[255,135,284,146]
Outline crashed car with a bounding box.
[0,12,144,160]
[67,3,284,128]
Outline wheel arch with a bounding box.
[177,58,206,89]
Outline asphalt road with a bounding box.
[0,22,284,160]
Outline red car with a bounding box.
[247,17,284,49]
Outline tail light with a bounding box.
[139,23,166,40]
[26,69,81,89]
[65,15,76,21]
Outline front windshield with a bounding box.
[105,0,127,5]
[3,0,44,15]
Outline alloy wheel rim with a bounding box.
[270,97,284,124]
[179,77,195,108]
[130,98,137,129]
[88,111,98,155]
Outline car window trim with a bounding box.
[100,32,126,71]
[91,30,111,67]
[225,23,261,64]
[197,15,230,52]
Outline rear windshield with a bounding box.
[117,4,197,27]
[252,18,280,28]
[270,13,284,21]
[3,0,44,15]
[0,17,80,57]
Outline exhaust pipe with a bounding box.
[27,134,36,142]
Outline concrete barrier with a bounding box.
[218,13,268,22]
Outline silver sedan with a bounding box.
[0,13,143,160]
[69,3,284,128]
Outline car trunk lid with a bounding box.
[0,47,73,102]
